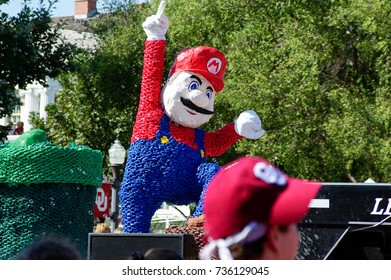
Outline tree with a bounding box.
[0,0,76,141]
[39,0,391,182]
[163,0,391,182]
[167,0,391,182]
[233,0,391,183]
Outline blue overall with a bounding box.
[119,115,220,233]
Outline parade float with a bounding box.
[117,1,264,235]
[0,129,103,259]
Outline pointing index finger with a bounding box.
[156,1,166,17]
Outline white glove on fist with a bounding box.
[142,14,169,40]
[234,110,265,140]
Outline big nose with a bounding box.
[189,90,210,108]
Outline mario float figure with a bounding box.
[119,1,265,233]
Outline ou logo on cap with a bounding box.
[207,57,222,74]
[253,162,287,187]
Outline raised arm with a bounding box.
[131,2,169,142]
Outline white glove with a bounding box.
[234,110,265,140]
[142,1,169,40]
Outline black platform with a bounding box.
[88,233,198,260]
[298,183,391,260]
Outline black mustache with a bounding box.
[180,97,214,115]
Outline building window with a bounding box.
[11,105,21,124]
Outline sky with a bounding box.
[0,0,105,17]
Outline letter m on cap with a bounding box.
[207,58,222,74]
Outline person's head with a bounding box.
[127,251,145,260]
[161,46,227,128]
[95,222,110,233]
[16,236,81,260]
[6,121,13,128]
[144,248,184,260]
[16,121,23,128]
[200,156,321,260]
[127,248,184,260]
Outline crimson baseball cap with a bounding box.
[168,46,227,92]
[204,156,321,240]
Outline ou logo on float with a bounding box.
[94,183,111,218]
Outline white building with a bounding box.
[0,0,99,131]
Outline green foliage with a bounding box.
[41,0,391,182]
[29,111,45,130]
[99,0,137,12]
[0,0,76,139]
[165,0,391,182]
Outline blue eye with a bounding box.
[188,81,199,91]
[206,90,212,99]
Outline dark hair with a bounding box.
[16,236,81,260]
[144,248,183,260]
[128,251,145,260]
[128,248,184,260]
[225,225,289,260]
[228,235,266,260]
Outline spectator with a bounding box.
[13,121,24,135]
[127,251,145,260]
[95,222,111,233]
[5,121,14,135]
[199,156,321,260]
[144,248,184,260]
[16,236,81,260]
[128,248,184,260]
[1,122,13,143]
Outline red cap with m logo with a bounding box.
[168,46,227,92]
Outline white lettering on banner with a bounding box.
[96,188,108,212]
[370,198,391,215]
[308,199,329,208]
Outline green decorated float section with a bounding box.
[0,130,103,259]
